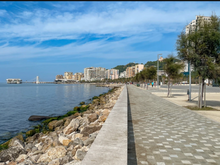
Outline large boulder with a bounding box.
[87,113,98,123]
[67,138,83,148]
[74,146,88,161]
[0,147,27,162]
[83,131,99,146]
[28,115,51,121]
[63,118,80,135]
[37,146,67,163]
[8,138,24,149]
[81,125,102,137]
[58,135,71,146]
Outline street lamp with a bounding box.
[157,54,162,89]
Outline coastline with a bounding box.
[0,85,124,165]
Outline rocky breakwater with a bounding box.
[0,86,124,165]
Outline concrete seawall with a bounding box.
[81,85,128,165]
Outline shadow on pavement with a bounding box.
[127,87,138,165]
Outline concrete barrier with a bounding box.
[81,85,127,165]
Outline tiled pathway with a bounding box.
[128,85,220,165]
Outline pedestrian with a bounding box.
[152,81,154,87]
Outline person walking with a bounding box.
[152,81,154,87]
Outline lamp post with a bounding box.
[157,54,162,89]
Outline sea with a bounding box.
[0,83,109,144]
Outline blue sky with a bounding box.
[0,1,220,82]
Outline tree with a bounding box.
[163,55,184,97]
[176,14,220,107]
[145,66,157,82]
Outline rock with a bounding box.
[87,113,98,123]
[7,162,16,165]
[25,133,41,143]
[83,131,98,146]
[64,118,71,127]
[24,143,33,152]
[67,138,83,148]
[63,118,80,135]
[48,120,57,130]
[28,115,51,121]
[78,117,89,131]
[63,160,81,165]
[37,146,67,163]
[71,133,83,141]
[48,159,60,165]
[81,125,102,137]
[58,135,71,146]
[8,138,25,149]
[79,102,85,105]
[16,159,33,165]
[41,137,53,152]
[14,134,24,142]
[29,154,40,163]
[31,146,38,152]
[98,115,108,122]
[26,130,36,137]
[59,155,72,164]
[15,154,27,162]
[0,147,27,162]
[74,146,88,161]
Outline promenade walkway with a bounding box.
[128,85,220,165]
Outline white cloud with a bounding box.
[0,2,219,42]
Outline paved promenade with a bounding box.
[128,85,220,165]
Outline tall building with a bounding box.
[134,64,144,75]
[126,66,135,78]
[105,69,119,80]
[56,75,64,79]
[73,72,84,81]
[119,71,126,78]
[64,72,73,79]
[84,67,106,81]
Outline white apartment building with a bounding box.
[134,64,144,75]
[84,67,106,81]
[105,69,119,80]
[119,71,126,78]
[64,72,73,79]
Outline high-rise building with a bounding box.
[134,64,144,75]
[105,69,119,80]
[126,66,135,78]
[84,67,106,81]
[56,75,64,79]
[73,72,84,81]
[119,71,126,78]
[64,72,73,79]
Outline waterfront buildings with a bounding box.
[119,71,126,78]
[73,72,84,81]
[56,75,64,79]
[134,64,144,75]
[105,69,119,80]
[64,72,73,79]
[6,79,22,84]
[84,67,106,81]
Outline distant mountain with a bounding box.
[113,62,139,73]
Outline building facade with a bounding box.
[126,66,135,78]
[119,71,126,78]
[105,69,119,80]
[84,67,106,81]
[134,64,144,75]
[56,75,64,79]
[64,72,73,79]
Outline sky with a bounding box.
[0,1,220,82]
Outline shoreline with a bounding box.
[0,86,124,165]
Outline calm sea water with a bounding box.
[0,83,109,144]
